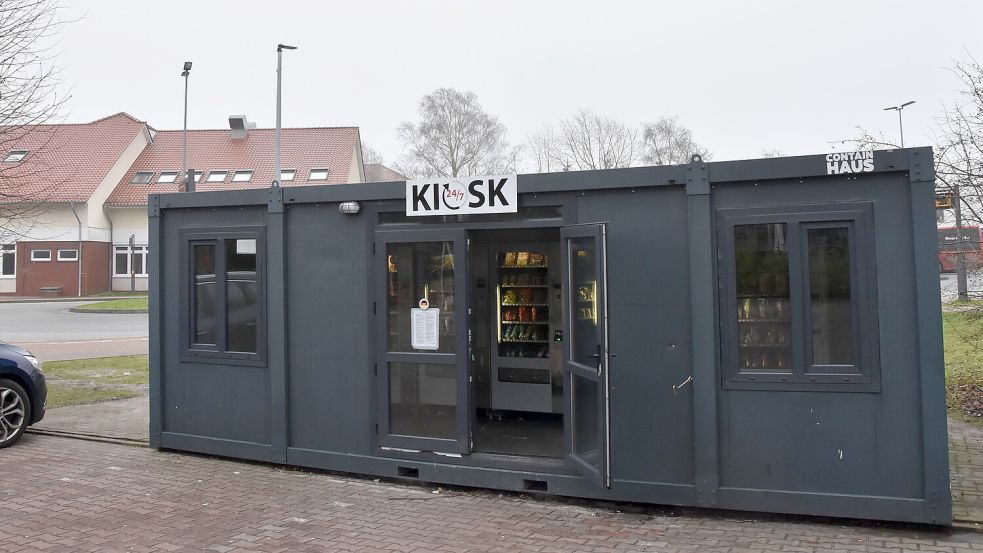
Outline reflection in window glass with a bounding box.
[808,227,854,365]
[193,244,216,345]
[570,237,598,368]
[572,375,600,465]
[386,242,455,353]
[734,224,791,372]
[389,362,457,439]
[226,238,258,353]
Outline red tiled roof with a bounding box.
[0,113,147,203]
[106,127,361,206]
[364,163,407,182]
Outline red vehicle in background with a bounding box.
[938,226,983,273]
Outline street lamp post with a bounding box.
[883,100,915,147]
[181,61,193,192]
[274,44,297,188]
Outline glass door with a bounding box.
[562,223,611,487]
[375,229,469,454]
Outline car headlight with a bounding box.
[23,355,40,370]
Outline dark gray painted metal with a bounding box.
[908,148,952,524]
[148,197,162,448]
[267,186,289,462]
[686,157,719,507]
[149,147,951,525]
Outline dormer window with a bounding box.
[206,170,228,183]
[280,169,296,181]
[157,172,178,183]
[309,168,329,181]
[130,172,154,184]
[3,150,28,162]
[232,170,253,182]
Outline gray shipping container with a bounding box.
[149,147,950,524]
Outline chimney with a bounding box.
[228,115,256,139]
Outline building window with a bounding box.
[232,170,253,182]
[192,170,203,182]
[57,249,78,261]
[206,170,228,183]
[157,172,178,183]
[114,245,148,276]
[131,172,154,184]
[0,245,15,277]
[183,229,265,364]
[279,169,295,181]
[31,249,51,262]
[3,150,27,162]
[718,203,878,391]
[309,168,329,181]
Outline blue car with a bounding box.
[0,343,46,447]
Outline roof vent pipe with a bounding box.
[228,115,255,139]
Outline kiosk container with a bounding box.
[149,148,950,524]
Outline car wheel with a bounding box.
[0,379,30,448]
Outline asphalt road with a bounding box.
[0,301,148,361]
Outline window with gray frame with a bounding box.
[718,203,879,391]
[183,230,265,364]
[0,245,14,276]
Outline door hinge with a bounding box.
[373,301,376,314]
[375,423,379,433]
[372,242,376,254]
[374,362,378,376]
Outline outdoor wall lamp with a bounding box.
[339,201,361,215]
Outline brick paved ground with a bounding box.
[3,433,983,553]
[33,396,149,443]
[951,418,983,524]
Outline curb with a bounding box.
[68,307,148,314]
[0,296,147,304]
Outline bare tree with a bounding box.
[525,124,564,173]
[640,116,711,166]
[0,0,70,243]
[361,142,383,165]
[935,56,983,227]
[553,110,638,171]
[397,87,511,178]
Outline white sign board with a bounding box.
[406,175,517,216]
[411,308,440,350]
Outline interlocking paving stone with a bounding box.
[4,433,983,552]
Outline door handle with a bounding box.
[673,375,693,395]
[590,344,602,376]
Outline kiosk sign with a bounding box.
[406,175,517,216]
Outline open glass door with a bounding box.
[562,223,611,487]
[376,229,469,454]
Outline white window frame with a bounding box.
[131,172,154,184]
[192,171,203,182]
[157,172,179,183]
[31,249,51,262]
[3,150,27,163]
[279,169,296,182]
[57,249,79,261]
[206,170,228,183]
[114,244,149,276]
[0,244,15,278]
[232,170,253,182]
[309,168,329,181]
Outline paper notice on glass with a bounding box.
[411,308,440,350]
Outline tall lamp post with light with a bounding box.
[883,100,915,147]
[181,61,193,192]
[273,44,297,188]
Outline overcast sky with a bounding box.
[56,0,983,168]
